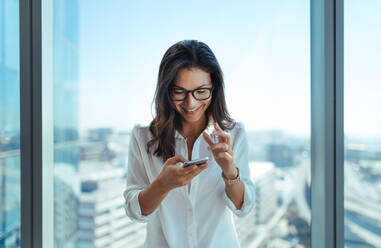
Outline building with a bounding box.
[267,144,295,167]
[77,162,146,248]
[54,164,81,247]
[250,162,278,224]
[234,161,279,247]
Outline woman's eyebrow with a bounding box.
[174,83,211,90]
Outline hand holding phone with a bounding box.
[181,157,209,168]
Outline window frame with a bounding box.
[19,0,344,247]
[311,0,344,247]
[20,0,54,247]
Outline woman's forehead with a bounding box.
[174,68,212,88]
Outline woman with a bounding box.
[124,40,255,248]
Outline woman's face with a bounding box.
[172,67,213,125]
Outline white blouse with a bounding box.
[123,119,255,248]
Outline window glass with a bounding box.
[344,1,381,247]
[0,0,21,246]
[51,1,310,247]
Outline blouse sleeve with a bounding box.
[223,122,256,218]
[123,125,157,223]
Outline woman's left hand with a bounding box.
[203,122,237,179]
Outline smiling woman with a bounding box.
[123,40,255,247]
[44,0,311,246]
[171,68,213,134]
[147,40,236,162]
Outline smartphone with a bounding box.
[181,157,209,168]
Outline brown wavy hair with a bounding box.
[147,40,236,162]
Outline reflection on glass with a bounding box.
[51,0,310,247]
[0,0,21,246]
[344,1,381,247]
[52,0,80,246]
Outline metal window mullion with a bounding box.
[311,0,343,247]
[20,0,43,247]
[334,0,344,247]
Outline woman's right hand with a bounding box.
[156,155,209,193]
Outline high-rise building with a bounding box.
[54,164,81,248]
[234,161,279,247]
[267,144,295,167]
[250,162,278,224]
[77,162,146,248]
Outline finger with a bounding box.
[167,155,187,165]
[213,122,222,131]
[183,162,208,176]
[214,152,233,161]
[210,148,231,156]
[202,131,215,146]
[181,164,198,175]
[174,165,195,177]
[184,162,209,179]
[213,122,230,144]
[185,162,208,174]
[213,130,231,145]
[198,162,210,172]
[208,143,230,152]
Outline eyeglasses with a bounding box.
[171,87,214,101]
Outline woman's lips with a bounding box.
[182,105,202,115]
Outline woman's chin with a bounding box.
[181,112,205,124]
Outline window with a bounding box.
[344,1,381,247]
[0,0,21,246]
[47,0,310,247]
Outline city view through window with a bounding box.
[52,1,311,247]
[1,0,380,248]
[0,0,21,246]
[343,0,381,247]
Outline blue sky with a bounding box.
[344,1,381,138]
[76,0,380,137]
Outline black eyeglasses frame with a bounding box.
[170,87,214,101]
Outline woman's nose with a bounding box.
[184,92,197,106]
